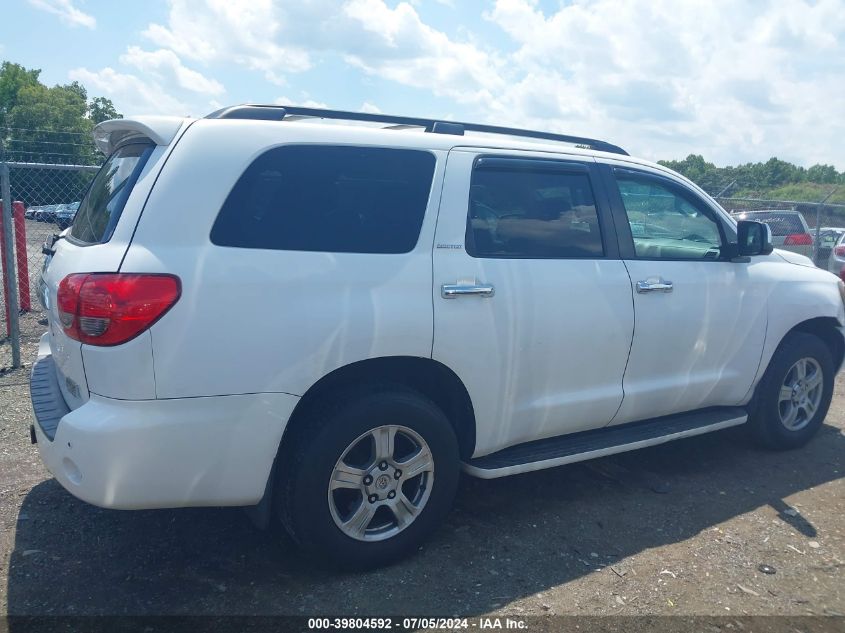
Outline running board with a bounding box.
[463,407,747,479]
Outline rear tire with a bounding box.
[747,332,834,450]
[276,387,460,570]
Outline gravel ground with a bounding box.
[0,353,843,620]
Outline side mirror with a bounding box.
[737,220,773,257]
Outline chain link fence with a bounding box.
[715,196,845,227]
[714,196,845,267]
[1,161,99,372]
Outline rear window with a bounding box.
[737,212,806,236]
[210,145,436,254]
[70,142,154,244]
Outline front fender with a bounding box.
[743,261,845,402]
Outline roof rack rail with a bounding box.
[206,104,628,156]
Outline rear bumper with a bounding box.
[31,354,299,509]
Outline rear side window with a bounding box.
[210,145,436,254]
[466,159,603,258]
[737,212,806,236]
[70,142,154,244]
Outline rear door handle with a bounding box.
[636,278,673,293]
[441,283,495,299]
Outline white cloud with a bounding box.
[69,0,845,168]
[482,0,845,167]
[360,102,382,114]
[143,0,311,85]
[139,0,504,106]
[120,46,225,96]
[68,67,192,116]
[274,96,330,109]
[340,0,505,105]
[28,0,95,29]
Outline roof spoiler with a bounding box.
[93,117,187,155]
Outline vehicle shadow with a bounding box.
[6,423,844,617]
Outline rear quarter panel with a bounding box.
[120,120,446,398]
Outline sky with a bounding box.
[3,0,845,169]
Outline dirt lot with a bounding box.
[0,352,843,622]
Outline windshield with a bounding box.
[70,142,154,244]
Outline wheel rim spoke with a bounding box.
[397,447,433,478]
[778,385,793,403]
[781,403,799,429]
[373,426,396,462]
[330,463,366,491]
[802,398,817,419]
[805,371,822,391]
[795,359,807,380]
[391,493,420,529]
[343,501,376,537]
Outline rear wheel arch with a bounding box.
[282,356,477,462]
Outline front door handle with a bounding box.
[441,283,495,299]
[636,278,673,294]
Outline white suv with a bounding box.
[30,106,845,569]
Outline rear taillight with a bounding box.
[783,233,813,246]
[56,273,181,346]
[834,245,845,257]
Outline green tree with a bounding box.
[806,164,839,184]
[0,61,41,127]
[88,96,122,124]
[5,82,95,164]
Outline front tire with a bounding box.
[276,387,460,570]
[747,332,834,450]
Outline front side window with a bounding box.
[615,173,724,260]
[466,160,603,258]
[210,145,436,254]
[71,142,154,244]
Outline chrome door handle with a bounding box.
[636,278,673,293]
[441,283,495,299]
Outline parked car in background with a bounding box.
[731,210,814,260]
[827,231,845,278]
[36,204,59,223]
[55,202,80,229]
[817,227,845,267]
[25,206,38,220]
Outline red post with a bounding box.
[0,201,31,332]
[12,202,30,312]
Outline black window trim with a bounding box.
[66,140,156,247]
[602,165,734,262]
[465,155,619,261]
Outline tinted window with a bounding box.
[466,161,603,258]
[615,173,724,260]
[210,146,436,254]
[735,211,806,236]
[71,143,154,244]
